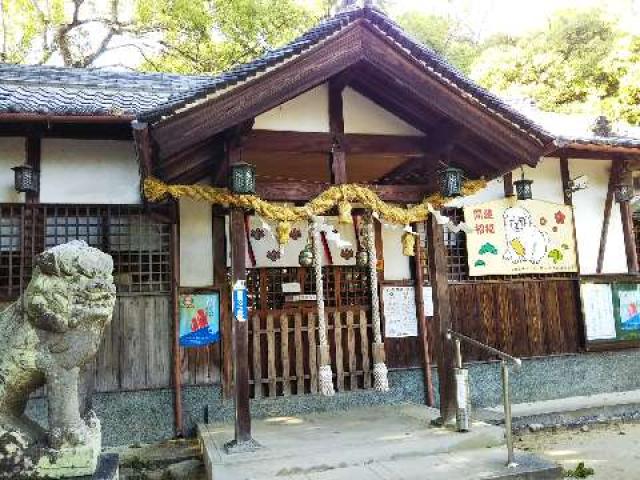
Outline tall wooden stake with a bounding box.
[426,213,456,424]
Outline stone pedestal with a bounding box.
[35,418,101,479]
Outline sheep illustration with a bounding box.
[502,206,549,264]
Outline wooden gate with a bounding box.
[247,266,374,398]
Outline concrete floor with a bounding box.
[199,404,560,479]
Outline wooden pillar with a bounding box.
[25,136,41,204]
[597,161,621,273]
[425,213,455,424]
[412,227,435,407]
[213,209,233,398]
[502,172,513,198]
[619,162,639,273]
[226,144,257,451]
[170,205,183,437]
[329,79,347,184]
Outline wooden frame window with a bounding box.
[0,204,172,300]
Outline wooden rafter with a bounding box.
[149,19,546,171]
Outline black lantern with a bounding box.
[514,168,533,200]
[615,183,634,203]
[229,162,256,194]
[12,165,39,193]
[437,166,464,197]
[514,178,533,200]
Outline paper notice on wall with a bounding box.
[382,286,434,338]
[581,283,616,340]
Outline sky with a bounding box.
[330,0,640,38]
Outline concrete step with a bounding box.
[476,389,640,430]
[214,449,561,480]
[199,404,560,480]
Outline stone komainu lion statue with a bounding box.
[0,240,116,477]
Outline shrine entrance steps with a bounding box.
[198,404,561,480]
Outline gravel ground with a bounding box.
[517,421,640,479]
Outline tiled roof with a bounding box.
[0,64,218,116]
[0,6,638,150]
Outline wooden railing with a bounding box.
[249,307,373,398]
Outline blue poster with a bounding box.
[179,292,220,347]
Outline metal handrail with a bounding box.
[447,329,520,469]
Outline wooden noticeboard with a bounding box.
[580,276,640,350]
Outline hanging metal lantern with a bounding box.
[229,162,256,194]
[355,248,369,267]
[514,178,533,200]
[12,165,39,193]
[615,182,634,203]
[438,166,464,197]
[298,243,314,267]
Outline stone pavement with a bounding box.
[199,404,560,479]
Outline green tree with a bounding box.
[469,8,640,124]
[396,11,480,74]
[137,0,320,74]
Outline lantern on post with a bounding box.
[437,166,464,197]
[12,165,39,193]
[229,162,256,195]
[514,167,533,200]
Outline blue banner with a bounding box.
[179,292,220,348]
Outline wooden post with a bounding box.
[225,144,258,452]
[619,162,639,273]
[597,162,621,273]
[329,79,347,184]
[502,172,513,198]
[213,209,233,398]
[25,136,41,204]
[413,228,435,407]
[426,213,455,424]
[170,206,183,437]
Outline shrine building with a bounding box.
[1,6,640,445]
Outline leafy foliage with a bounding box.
[564,462,595,478]
[136,0,319,74]
[469,8,640,124]
[396,11,480,74]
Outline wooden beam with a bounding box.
[426,213,455,424]
[557,146,640,162]
[170,205,183,437]
[244,130,428,157]
[25,136,41,204]
[152,21,366,160]
[559,156,572,206]
[255,181,431,202]
[227,141,254,447]
[503,172,513,197]
[619,162,639,274]
[213,212,233,399]
[597,162,621,273]
[132,121,153,178]
[378,122,463,183]
[359,25,545,164]
[329,78,347,184]
[413,229,435,407]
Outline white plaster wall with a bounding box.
[382,223,412,280]
[179,198,214,287]
[0,137,25,202]
[254,84,329,132]
[343,87,423,136]
[40,139,140,204]
[519,157,565,204]
[569,158,628,274]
